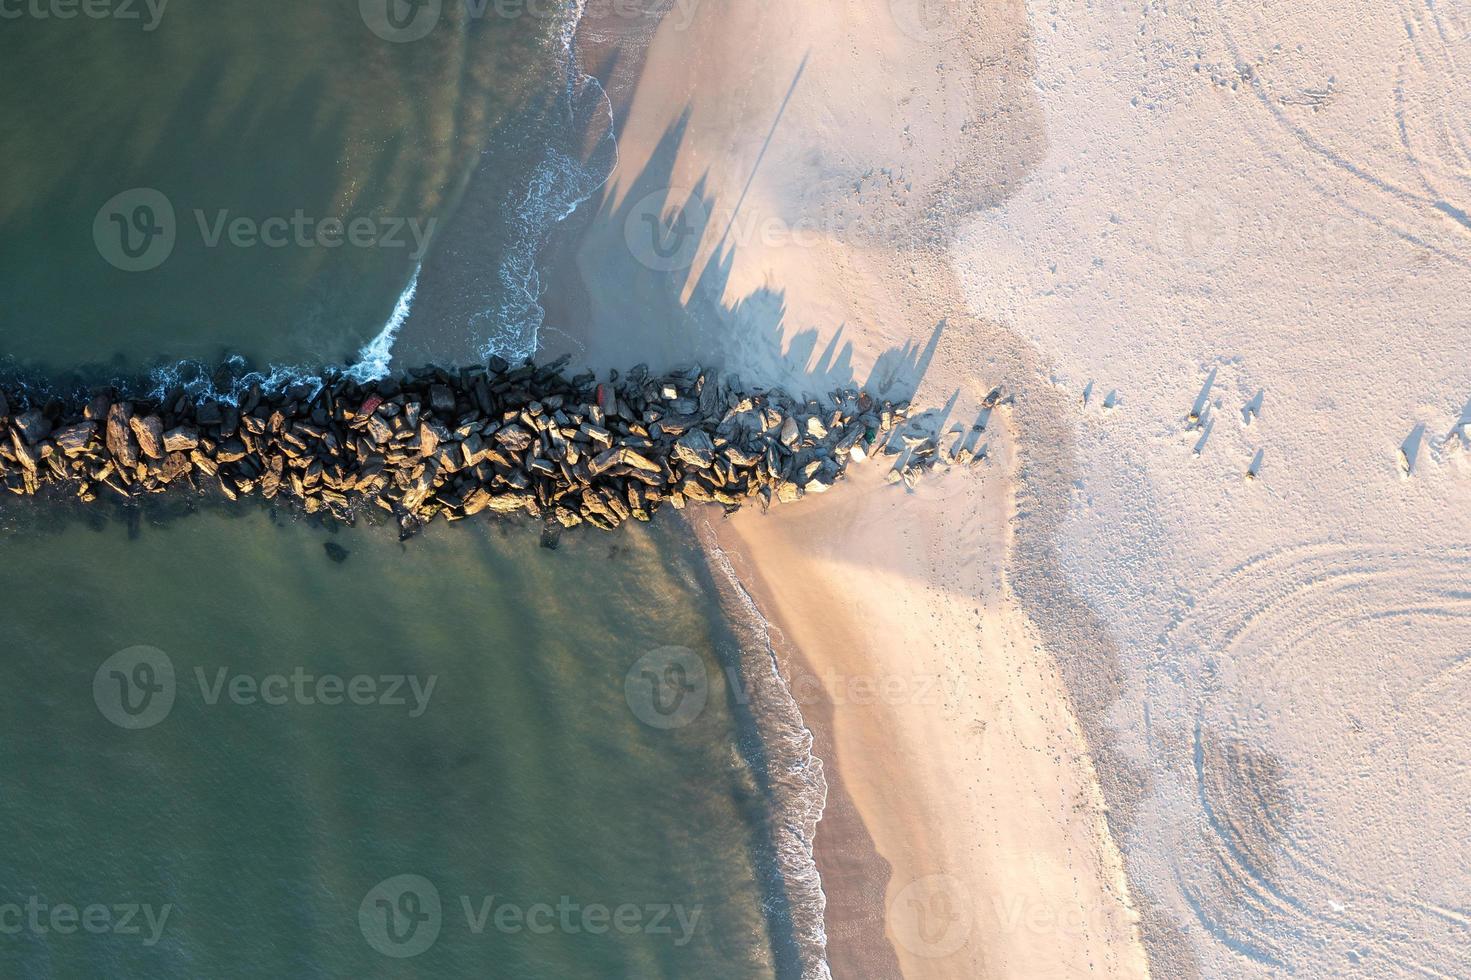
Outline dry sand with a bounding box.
[955,1,1471,977]
[545,1,1152,977]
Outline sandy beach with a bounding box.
[545,1,1151,976]
[548,0,1470,975]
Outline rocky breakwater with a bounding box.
[0,359,908,539]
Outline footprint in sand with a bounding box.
[1399,424,1426,479]
[1241,389,1264,426]
[1079,381,1121,415]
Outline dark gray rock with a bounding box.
[9,433,37,472]
[779,416,799,448]
[14,411,50,445]
[365,414,393,446]
[674,430,716,469]
[158,452,192,484]
[216,439,248,464]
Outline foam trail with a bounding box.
[473,0,619,362]
[346,265,421,383]
[693,518,832,980]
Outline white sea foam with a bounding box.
[474,2,618,363]
[694,519,833,980]
[345,264,421,383]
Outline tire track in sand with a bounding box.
[1149,543,1471,977]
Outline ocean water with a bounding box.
[0,507,788,978]
[0,3,817,978]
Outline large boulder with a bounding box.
[486,494,533,514]
[13,410,51,445]
[163,424,200,453]
[589,446,661,477]
[364,414,393,446]
[779,416,799,448]
[158,452,192,484]
[195,401,223,426]
[129,414,164,460]
[215,439,248,464]
[460,433,487,468]
[52,422,97,456]
[461,487,493,516]
[106,403,139,469]
[9,433,37,471]
[401,459,440,511]
[674,430,716,469]
[494,424,533,453]
[724,445,763,469]
[418,421,440,458]
[578,422,612,446]
[429,384,455,415]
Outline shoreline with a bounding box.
[543,2,1152,977]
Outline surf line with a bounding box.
[346,264,422,384]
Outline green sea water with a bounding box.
[0,508,783,978]
[0,3,808,977]
[0,0,553,371]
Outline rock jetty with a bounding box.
[0,358,909,537]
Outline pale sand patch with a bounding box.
[953,0,1471,975]
[545,1,1153,976]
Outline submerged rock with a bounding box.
[323,542,350,564]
